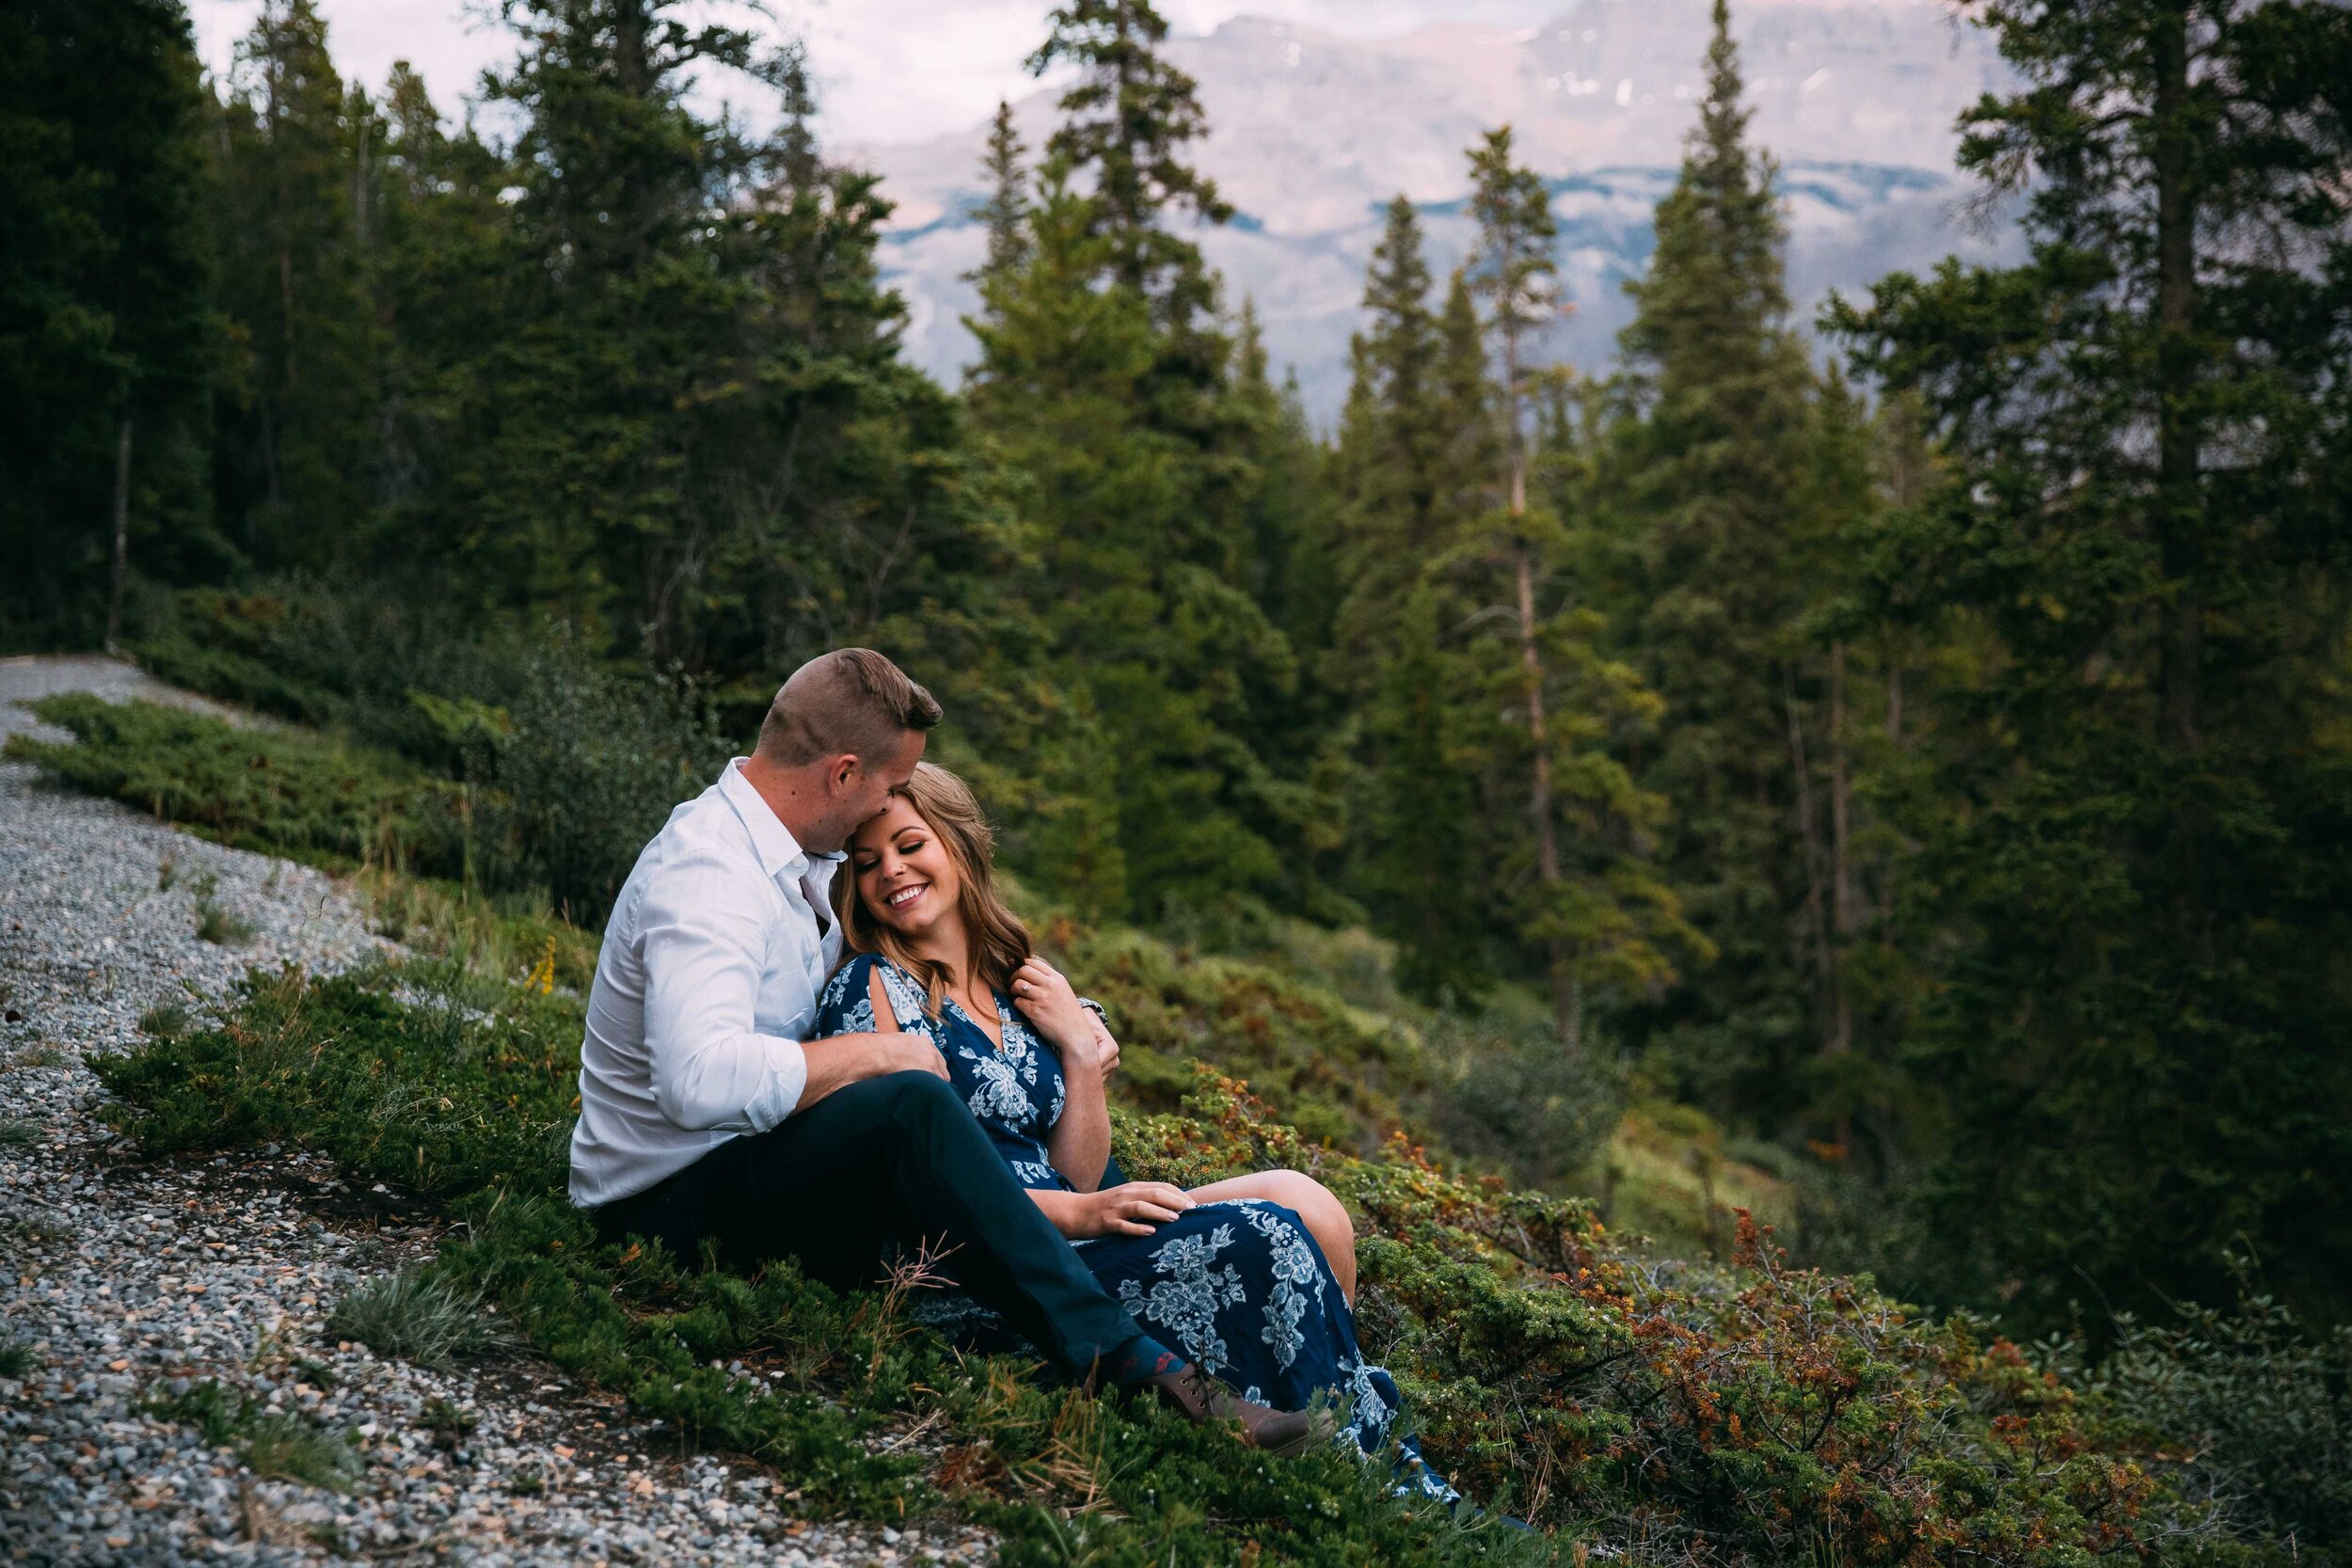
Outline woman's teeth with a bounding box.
[886,883,926,911]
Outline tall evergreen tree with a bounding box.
[444,0,1006,681]
[1025,0,1232,332]
[1465,125,1584,1046]
[209,0,381,571]
[1602,0,1826,1111]
[970,100,1029,285]
[1834,0,2352,1327]
[0,0,215,650]
[966,162,1295,923]
[1327,197,1444,692]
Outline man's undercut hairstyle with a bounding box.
[756,649,941,768]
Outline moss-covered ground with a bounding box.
[11,691,2276,1566]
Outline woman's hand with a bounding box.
[1089,1011,1120,1079]
[1010,958,1096,1062]
[1066,1181,1196,1239]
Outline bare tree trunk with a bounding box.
[2153,4,2200,758]
[1784,668,1834,1048]
[105,418,133,654]
[1502,322,1575,1055]
[353,113,372,254]
[2151,4,2214,965]
[1517,524,1577,1052]
[1827,640,1853,1057]
[278,247,298,391]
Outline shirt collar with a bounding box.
[717,757,842,882]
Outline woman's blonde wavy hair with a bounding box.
[834,761,1032,1020]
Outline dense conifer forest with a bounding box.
[7,3,2351,1541]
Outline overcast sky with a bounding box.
[186,0,1753,146]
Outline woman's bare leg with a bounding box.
[1187,1170,1358,1304]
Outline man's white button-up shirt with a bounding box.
[568,758,845,1209]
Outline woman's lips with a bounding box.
[885,882,927,911]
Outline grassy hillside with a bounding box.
[13,684,2324,1565]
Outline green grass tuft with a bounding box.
[0,1338,37,1378]
[194,898,256,946]
[0,1118,40,1149]
[150,1380,361,1491]
[326,1270,500,1369]
[139,1003,194,1038]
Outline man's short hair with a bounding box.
[755,649,942,767]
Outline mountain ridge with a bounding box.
[849,1,2019,420]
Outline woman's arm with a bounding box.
[1027,1181,1196,1240]
[1013,958,1110,1194]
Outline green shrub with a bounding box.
[5,695,461,874]
[135,582,513,768]
[138,587,730,924]
[1413,1013,1626,1193]
[0,1338,39,1379]
[447,626,730,924]
[2087,1292,2352,1558]
[1057,923,1434,1157]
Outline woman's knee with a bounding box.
[1254,1171,1354,1245]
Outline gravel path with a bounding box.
[0,657,984,1567]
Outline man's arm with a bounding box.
[799,1029,946,1109]
[640,856,934,1132]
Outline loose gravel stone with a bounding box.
[0,657,993,1566]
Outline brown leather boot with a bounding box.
[1145,1363,1333,1456]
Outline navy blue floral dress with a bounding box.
[814,951,1454,1499]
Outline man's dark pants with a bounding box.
[592,1071,1143,1378]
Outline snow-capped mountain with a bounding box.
[849,0,2021,422]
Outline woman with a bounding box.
[813,762,1454,1498]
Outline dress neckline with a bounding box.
[941,989,1009,1052]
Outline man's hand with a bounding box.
[799,1029,946,1109]
[864,1030,950,1080]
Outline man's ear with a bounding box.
[829,755,861,797]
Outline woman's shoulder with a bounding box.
[817,950,890,1027]
[820,950,930,1033]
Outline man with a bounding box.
[567,648,1317,1450]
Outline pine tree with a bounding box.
[210,0,381,571]
[367,61,512,557]
[454,0,1005,677]
[970,100,1028,285]
[0,0,215,649]
[1833,0,2352,1328]
[1326,197,1444,693]
[966,163,1295,923]
[1602,0,1825,1110]
[1025,0,1232,331]
[1466,125,1583,1047]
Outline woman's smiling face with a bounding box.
[850,796,962,940]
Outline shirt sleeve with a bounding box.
[638,853,809,1133]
